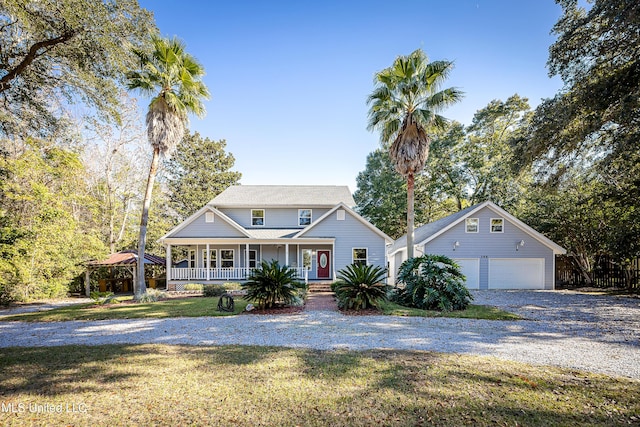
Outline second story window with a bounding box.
[251,209,265,226]
[299,209,312,226]
[491,218,504,233]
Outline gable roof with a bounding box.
[295,203,393,243]
[208,185,355,208]
[388,201,566,255]
[159,205,251,241]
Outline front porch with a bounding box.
[164,238,336,289]
[170,266,309,282]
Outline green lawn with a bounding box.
[0,296,248,322]
[1,297,518,322]
[379,300,521,320]
[0,344,637,426]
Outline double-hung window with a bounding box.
[465,218,479,233]
[298,209,312,226]
[490,218,504,233]
[220,250,234,268]
[251,209,264,226]
[353,248,368,266]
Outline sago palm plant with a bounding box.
[396,254,472,311]
[333,264,388,310]
[242,260,306,309]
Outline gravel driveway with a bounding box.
[1,290,638,380]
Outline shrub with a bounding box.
[334,264,388,310]
[136,288,168,303]
[203,284,227,297]
[242,260,306,309]
[396,255,472,311]
[184,283,204,291]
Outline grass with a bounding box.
[0,344,638,426]
[0,296,248,322]
[379,300,522,320]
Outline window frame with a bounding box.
[188,249,196,268]
[490,218,504,233]
[251,209,265,226]
[465,218,479,233]
[302,249,312,271]
[220,249,234,268]
[298,209,312,226]
[248,250,257,268]
[352,248,368,266]
[202,249,217,269]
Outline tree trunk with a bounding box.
[407,172,415,259]
[136,146,160,298]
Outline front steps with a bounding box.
[308,282,333,293]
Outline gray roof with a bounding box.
[245,229,301,239]
[209,185,355,208]
[388,204,479,254]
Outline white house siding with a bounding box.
[173,212,247,238]
[301,211,387,277]
[421,207,556,290]
[219,208,331,228]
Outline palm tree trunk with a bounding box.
[136,146,160,298]
[406,172,415,259]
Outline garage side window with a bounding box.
[490,218,504,233]
[465,218,479,233]
[353,248,367,266]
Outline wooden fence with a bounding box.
[556,255,640,289]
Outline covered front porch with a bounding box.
[163,237,335,290]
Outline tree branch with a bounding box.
[0,29,77,93]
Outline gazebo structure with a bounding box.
[85,250,165,296]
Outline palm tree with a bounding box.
[127,35,210,298]
[367,49,462,259]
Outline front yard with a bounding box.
[0,344,638,426]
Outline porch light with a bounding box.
[453,241,460,251]
[516,240,525,251]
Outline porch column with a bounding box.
[166,244,171,283]
[285,243,289,266]
[206,243,210,281]
[85,268,91,297]
[245,243,250,278]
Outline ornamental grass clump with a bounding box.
[395,254,472,311]
[242,260,306,309]
[334,264,388,310]
[136,288,168,303]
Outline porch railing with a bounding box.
[170,267,309,283]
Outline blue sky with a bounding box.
[137,0,564,191]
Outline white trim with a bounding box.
[295,202,393,243]
[389,201,565,256]
[205,212,214,223]
[159,206,251,240]
[490,217,504,233]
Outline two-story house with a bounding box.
[160,185,393,291]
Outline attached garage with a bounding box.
[387,201,566,290]
[454,258,480,290]
[488,258,545,289]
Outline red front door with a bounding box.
[317,250,331,279]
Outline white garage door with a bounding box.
[454,258,480,290]
[489,258,545,289]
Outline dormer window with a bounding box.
[251,209,265,226]
[490,218,504,233]
[299,209,312,226]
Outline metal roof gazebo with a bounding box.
[85,250,165,296]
